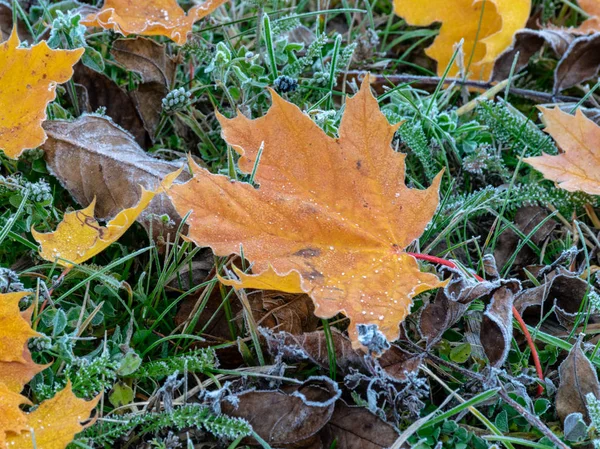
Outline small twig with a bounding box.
[344,71,595,106]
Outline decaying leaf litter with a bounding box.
[7,0,600,448]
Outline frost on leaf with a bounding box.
[0,29,83,159]
[0,292,44,393]
[32,187,156,267]
[524,107,600,195]
[393,0,530,80]
[82,0,229,45]
[166,76,446,348]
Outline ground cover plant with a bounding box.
[6,0,600,448]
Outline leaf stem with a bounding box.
[406,252,545,396]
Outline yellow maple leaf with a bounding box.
[166,76,446,347]
[393,0,530,80]
[0,383,30,448]
[524,107,600,195]
[82,0,229,45]
[0,29,83,159]
[5,382,99,449]
[32,187,156,267]
[0,293,45,393]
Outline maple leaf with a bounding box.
[166,76,446,347]
[393,0,530,80]
[82,0,229,45]
[0,292,45,393]
[573,0,600,33]
[0,383,30,448]
[0,29,83,159]
[32,187,156,267]
[524,107,600,195]
[4,382,99,449]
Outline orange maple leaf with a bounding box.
[82,0,229,45]
[573,0,600,33]
[166,76,446,347]
[393,0,530,80]
[524,107,600,195]
[0,29,83,159]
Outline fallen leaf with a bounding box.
[5,382,100,449]
[31,170,178,266]
[110,37,176,139]
[262,327,423,381]
[0,29,83,159]
[0,2,33,42]
[419,268,503,346]
[494,28,600,93]
[221,377,340,447]
[110,37,176,86]
[493,206,557,273]
[525,107,600,195]
[393,0,531,80]
[493,29,574,81]
[73,63,155,146]
[42,115,188,240]
[82,0,229,45]
[256,290,320,335]
[480,281,520,367]
[319,401,399,449]
[0,383,30,447]
[573,0,600,33]
[556,336,600,423]
[167,76,445,348]
[0,292,45,393]
[515,268,590,329]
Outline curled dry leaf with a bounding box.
[514,268,591,329]
[42,115,188,240]
[320,401,399,449]
[556,336,600,423]
[0,29,83,159]
[167,76,446,348]
[525,107,600,195]
[221,377,340,448]
[82,0,229,45]
[493,27,600,93]
[393,0,530,80]
[480,281,520,367]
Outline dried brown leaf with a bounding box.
[110,37,176,86]
[319,401,399,449]
[556,336,600,423]
[42,115,188,239]
[480,281,520,366]
[221,377,340,447]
